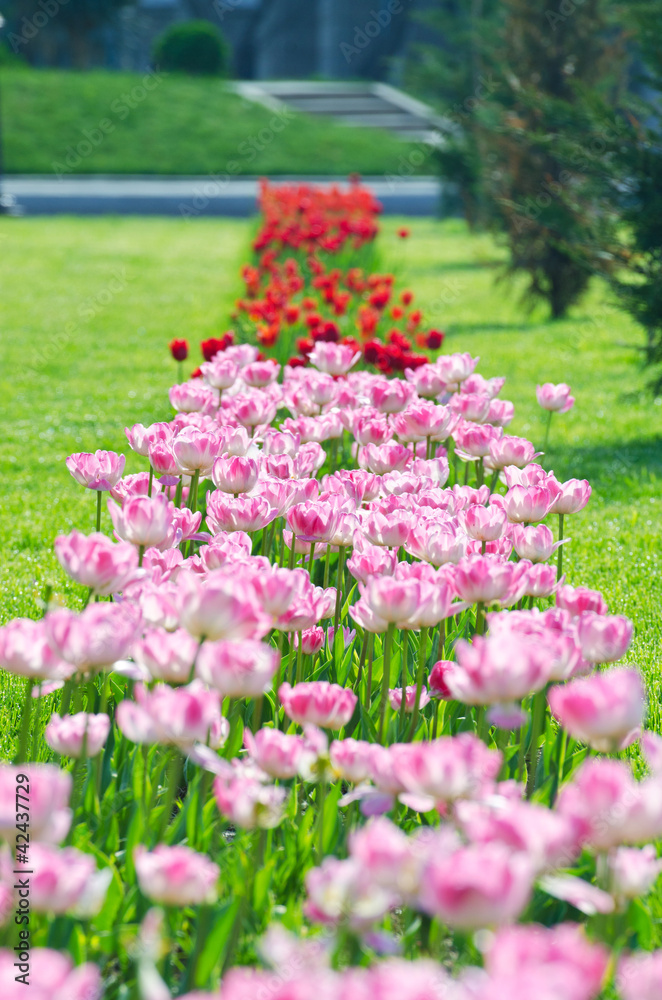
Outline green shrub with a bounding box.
[153,20,229,77]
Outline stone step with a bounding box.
[230,80,441,143]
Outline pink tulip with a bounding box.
[29,843,106,915]
[454,421,501,458]
[126,421,171,456]
[147,441,178,478]
[279,681,357,729]
[454,555,523,606]
[0,948,102,1000]
[556,585,608,617]
[610,845,662,904]
[436,352,478,387]
[418,842,533,929]
[242,359,280,387]
[450,391,491,423]
[264,453,295,479]
[485,924,609,1000]
[511,523,560,562]
[261,427,300,456]
[463,504,507,542]
[45,712,110,758]
[358,441,412,474]
[218,423,252,456]
[352,411,393,447]
[329,738,375,783]
[453,483,491,508]
[294,627,325,655]
[462,373,506,398]
[406,522,467,566]
[116,681,227,750]
[286,502,342,543]
[109,470,154,503]
[232,391,278,429]
[207,493,277,534]
[133,628,199,684]
[211,455,259,494]
[388,733,502,804]
[556,759,647,850]
[244,728,307,779]
[65,450,125,490]
[456,798,580,874]
[449,629,553,705]
[213,761,287,829]
[486,397,515,427]
[142,547,184,582]
[45,603,141,672]
[548,667,645,752]
[169,382,217,413]
[502,485,553,523]
[388,686,431,713]
[503,462,549,488]
[641,730,662,773]
[108,494,175,550]
[368,378,415,413]
[404,362,448,398]
[348,817,419,890]
[250,566,300,617]
[410,455,450,486]
[618,951,662,1000]
[275,584,334,633]
[363,508,416,548]
[177,569,269,641]
[547,477,591,514]
[171,506,203,542]
[134,845,219,905]
[537,382,575,412]
[488,435,538,470]
[576,611,633,662]
[428,660,454,699]
[196,639,279,697]
[522,563,559,598]
[55,530,138,595]
[172,427,220,476]
[304,855,393,927]
[309,341,361,375]
[392,401,457,442]
[0,619,73,682]
[359,575,421,625]
[347,537,398,583]
[0,765,72,843]
[200,357,239,389]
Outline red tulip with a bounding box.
[169,338,188,361]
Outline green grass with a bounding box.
[0,215,660,754]
[1,68,420,176]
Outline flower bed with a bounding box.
[0,182,659,1000]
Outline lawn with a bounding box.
[1,68,421,176]
[0,215,660,756]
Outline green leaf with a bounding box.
[194,898,241,985]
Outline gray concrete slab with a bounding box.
[2,175,443,218]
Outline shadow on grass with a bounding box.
[448,321,538,334]
[546,435,662,503]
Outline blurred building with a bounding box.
[6,0,437,81]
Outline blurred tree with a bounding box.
[476,0,625,318]
[603,1,662,389]
[153,20,229,77]
[5,1,129,68]
[405,1,501,229]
